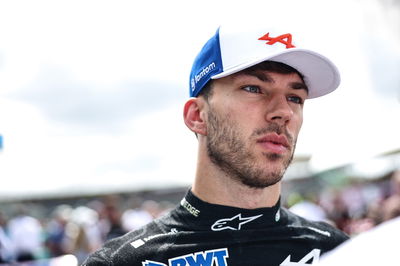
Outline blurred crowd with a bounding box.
[0,170,399,265]
[0,195,174,265]
[287,170,400,236]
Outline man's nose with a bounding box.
[265,96,293,125]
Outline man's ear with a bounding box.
[183,98,207,136]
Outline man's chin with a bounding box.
[262,151,287,161]
[262,151,293,168]
[240,174,283,189]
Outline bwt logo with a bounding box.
[142,248,229,266]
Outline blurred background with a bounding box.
[0,0,399,264]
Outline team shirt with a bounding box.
[83,190,349,266]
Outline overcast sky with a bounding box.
[0,0,399,199]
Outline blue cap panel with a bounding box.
[189,28,223,97]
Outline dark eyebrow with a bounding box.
[234,71,309,95]
[290,81,309,94]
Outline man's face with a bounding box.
[204,70,307,188]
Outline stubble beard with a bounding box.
[206,109,296,189]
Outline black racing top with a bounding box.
[82,190,349,266]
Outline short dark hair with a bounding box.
[197,61,305,101]
[197,80,214,101]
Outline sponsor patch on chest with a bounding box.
[142,248,229,266]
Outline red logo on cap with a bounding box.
[258,33,295,49]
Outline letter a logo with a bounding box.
[280,249,321,265]
[258,33,296,49]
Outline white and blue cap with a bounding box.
[189,25,340,98]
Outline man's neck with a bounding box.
[192,158,281,209]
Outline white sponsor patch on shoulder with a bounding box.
[131,239,145,248]
[131,230,178,249]
[307,226,331,237]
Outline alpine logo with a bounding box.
[142,248,229,266]
[258,33,296,49]
[280,249,321,265]
[211,213,262,231]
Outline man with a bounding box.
[83,25,348,266]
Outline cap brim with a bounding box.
[211,48,340,99]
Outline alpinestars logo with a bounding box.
[142,248,229,266]
[211,214,262,231]
[280,249,321,265]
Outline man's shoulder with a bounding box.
[82,214,176,265]
[282,207,349,246]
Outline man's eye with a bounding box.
[288,96,304,104]
[242,85,261,94]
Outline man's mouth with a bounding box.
[257,133,290,154]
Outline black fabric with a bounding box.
[83,190,349,266]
